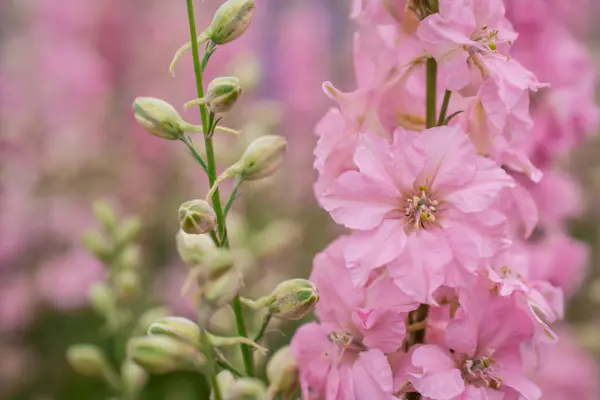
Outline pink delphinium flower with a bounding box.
[416,0,518,91]
[408,281,541,400]
[320,125,513,302]
[291,237,417,399]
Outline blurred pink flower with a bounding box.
[35,250,105,311]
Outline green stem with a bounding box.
[223,177,242,219]
[181,136,208,173]
[216,359,244,377]
[437,90,452,126]
[425,57,437,129]
[232,296,255,376]
[253,313,273,343]
[184,0,254,380]
[209,373,223,400]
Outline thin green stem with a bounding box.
[223,177,242,219]
[253,312,272,343]
[232,296,255,376]
[425,57,438,129]
[181,136,208,173]
[184,0,254,381]
[216,359,244,377]
[437,90,452,126]
[209,373,223,400]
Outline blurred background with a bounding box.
[1,0,600,399]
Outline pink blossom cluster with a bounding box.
[292,1,598,399]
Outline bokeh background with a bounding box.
[1,0,600,399]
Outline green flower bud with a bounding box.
[267,279,319,320]
[128,336,205,374]
[205,77,243,114]
[235,135,287,180]
[136,307,170,335]
[211,371,236,400]
[205,135,287,200]
[207,0,255,45]
[266,346,299,399]
[225,378,267,400]
[179,200,217,235]
[117,244,143,271]
[92,200,117,231]
[82,230,112,262]
[121,359,148,398]
[176,230,216,265]
[133,97,203,140]
[114,270,141,300]
[88,282,116,317]
[114,217,142,246]
[203,270,242,308]
[66,344,110,378]
[148,317,200,346]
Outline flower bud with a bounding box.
[114,217,142,246]
[88,282,116,317]
[205,135,287,201]
[66,344,110,378]
[148,317,200,346]
[136,307,170,334]
[211,371,236,400]
[176,230,216,265]
[133,97,203,140]
[114,270,141,300]
[267,279,319,320]
[205,77,243,114]
[82,230,112,262]
[133,97,185,140]
[266,346,299,399]
[234,135,287,181]
[121,359,148,398]
[225,378,267,400]
[117,244,143,271]
[128,336,205,374]
[179,200,217,235]
[92,200,117,231]
[207,0,255,45]
[203,270,242,308]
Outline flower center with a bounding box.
[328,331,366,353]
[472,25,500,52]
[461,356,503,390]
[404,186,439,230]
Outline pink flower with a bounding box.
[320,126,513,302]
[408,281,541,400]
[416,0,517,91]
[291,237,416,399]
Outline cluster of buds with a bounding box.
[83,201,143,328]
[128,316,266,375]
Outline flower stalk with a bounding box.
[184,0,254,388]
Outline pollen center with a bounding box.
[404,186,439,230]
[461,356,503,390]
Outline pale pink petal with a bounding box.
[345,220,407,286]
[291,323,333,395]
[388,230,452,304]
[353,308,406,352]
[410,345,464,400]
[349,350,395,399]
